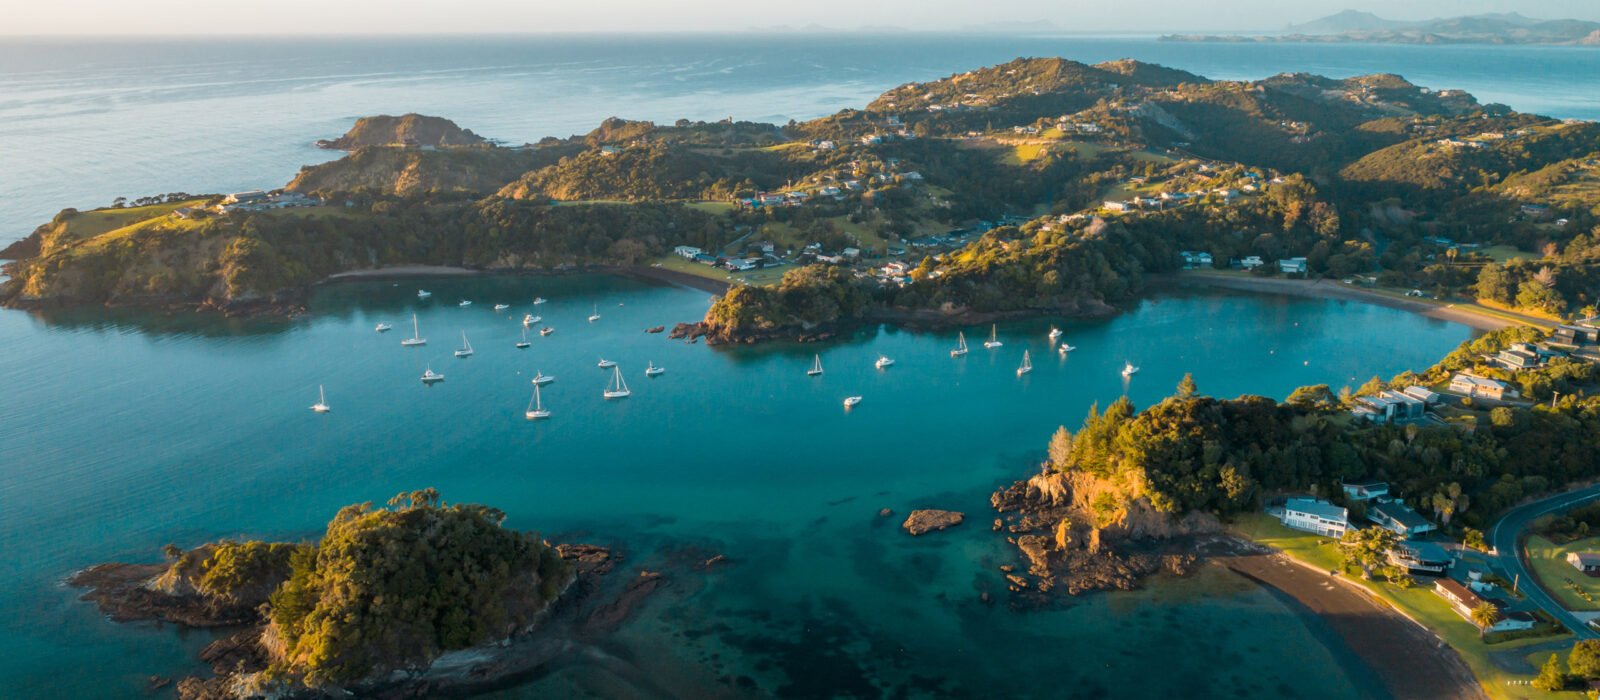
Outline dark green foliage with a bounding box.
[704,264,875,334]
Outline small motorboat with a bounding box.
[874,355,895,369]
[494,303,510,311]
[421,368,445,384]
[375,323,392,333]
[1048,327,1063,341]
[532,372,555,386]
[597,358,617,369]
[458,300,472,307]
[1058,343,1076,356]
[843,396,863,408]
[1122,361,1139,377]
[417,290,432,299]
[645,362,665,377]
[533,297,548,305]
[523,314,540,326]
[540,327,555,336]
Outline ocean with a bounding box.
[0,33,1585,698]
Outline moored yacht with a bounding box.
[588,304,602,322]
[951,331,968,357]
[454,331,474,357]
[540,326,555,336]
[843,396,863,408]
[421,367,445,383]
[874,355,895,369]
[375,322,392,333]
[417,290,432,299]
[597,358,616,368]
[1048,327,1062,341]
[533,297,548,305]
[516,327,531,349]
[645,362,665,377]
[983,324,1003,349]
[1017,350,1033,376]
[807,354,824,376]
[1058,343,1076,356]
[310,385,331,413]
[401,314,427,346]
[603,365,631,399]
[1122,361,1139,377]
[532,371,555,386]
[494,303,510,311]
[525,384,551,420]
[458,300,472,307]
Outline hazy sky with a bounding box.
[9,0,1600,36]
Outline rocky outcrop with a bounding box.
[902,509,965,535]
[315,114,486,150]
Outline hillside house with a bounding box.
[1369,501,1436,538]
[1341,481,1390,502]
[1449,373,1516,401]
[1279,498,1349,538]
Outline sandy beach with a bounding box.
[1168,272,1556,332]
[1221,553,1488,700]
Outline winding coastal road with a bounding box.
[1488,484,1600,639]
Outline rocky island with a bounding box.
[69,489,669,699]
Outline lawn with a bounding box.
[49,198,210,249]
[1479,245,1534,263]
[1526,535,1600,611]
[1231,513,1570,700]
[652,255,787,287]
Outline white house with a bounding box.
[673,246,702,259]
[1103,201,1132,212]
[1278,257,1309,274]
[1435,579,1536,633]
[1280,498,1349,538]
[1239,256,1264,270]
[1449,373,1516,401]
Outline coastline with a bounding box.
[1219,552,1488,700]
[1166,272,1556,332]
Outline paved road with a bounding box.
[1488,484,1600,639]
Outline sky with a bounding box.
[6,0,1600,36]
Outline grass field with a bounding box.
[1526,535,1600,611]
[1232,513,1569,700]
[1479,245,1535,263]
[652,255,787,287]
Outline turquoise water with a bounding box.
[0,273,1471,697]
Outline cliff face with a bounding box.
[315,114,487,150]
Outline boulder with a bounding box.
[902,509,965,536]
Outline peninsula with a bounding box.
[1165,11,1600,46]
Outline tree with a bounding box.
[1176,373,1197,399]
[1533,653,1565,691]
[161,543,183,560]
[1462,528,1487,553]
[1340,527,1401,579]
[1570,639,1600,679]
[1287,384,1336,409]
[1470,602,1500,640]
[1047,426,1072,467]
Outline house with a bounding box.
[1449,373,1516,401]
[692,253,718,266]
[1498,348,1541,370]
[758,194,785,206]
[1568,552,1600,574]
[599,145,621,156]
[1354,391,1426,424]
[1520,203,1551,219]
[1237,256,1264,270]
[750,241,775,254]
[1341,481,1390,502]
[1369,501,1436,538]
[841,247,861,259]
[1553,323,1600,347]
[1403,386,1442,406]
[1179,251,1213,269]
[1389,541,1454,574]
[725,258,759,272]
[1278,257,1309,274]
[1103,201,1132,212]
[223,190,269,205]
[1279,497,1349,538]
[860,134,884,146]
[1434,579,1536,632]
[673,246,702,259]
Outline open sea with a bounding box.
[0,33,1594,698]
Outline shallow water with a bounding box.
[0,273,1469,697]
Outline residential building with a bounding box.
[1369,501,1436,538]
[1389,541,1454,574]
[1278,257,1309,274]
[1341,481,1390,502]
[1179,251,1213,269]
[1237,256,1264,270]
[1434,579,1536,632]
[1449,373,1516,401]
[1279,498,1349,538]
[673,246,702,259]
[842,247,861,259]
[1353,390,1427,424]
[1497,348,1541,370]
[1568,552,1600,574]
[1402,386,1442,406]
[1103,200,1132,212]
[1553,323,1600,347]
[223,190,269,205]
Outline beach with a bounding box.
[1170,272,1557,332]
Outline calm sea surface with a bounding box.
[0,33,1567,697]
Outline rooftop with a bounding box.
[1285,497,1346,522]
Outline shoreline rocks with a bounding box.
[902,509,965,535]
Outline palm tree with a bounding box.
[1470,602,1500,639]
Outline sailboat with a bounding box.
[525,384,551,420]
[458,300,473,307]
[454,331,474,357]
[532,371,555,386]
[516,327,531,349]
[875,355,895,369]
[1122,361,1139,377]
[807,354,824,377]
[421,366,444,383]
[983,324,1003,349]
[1048,326,1063,341]
[310,385,331,413]
[374,322,392,333]
[588,304,602,322]
[417,289,431,299]
[597,358,617,368]
[645,362,665,377]
[1017,350,1033,376]
[494,303,510,311]
[401,314,427,346]
[951,331,968,357]
[603,365,631,399]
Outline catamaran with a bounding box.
[597,358,616,368]
[951,331,969,357]
[1048,327,1063,341]
[603,365,631,399]
[1017,350,1033,376]
[983,325,1003,349]
[458,300,472,307]
[494,303,510,311]
[525,384,551,420]
[807,354,824,377]
[645,362,665,377]
[454,331,474,358]
[375,322,392,333]
[843,396,863,408]
[401,314,427,346]
[532,371,555,386]
[516,327,531,349]
[1122,361,1139,377]
[875,355,895,369]
[588,304,602,322]
[540,326,555,336]
[417,289,432,299]
[310,385,331,413]
[421,367,444,383]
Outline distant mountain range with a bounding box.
[1167,10,1600,46]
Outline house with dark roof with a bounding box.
[1369,501,1436,538]
[1569,552,1600,574]
[1434,579,1535,633]
[1389,541,1454,575]
[1341,481,1390,502]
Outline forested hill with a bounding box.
[6,56,1600,321]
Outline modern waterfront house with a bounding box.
[1369,501,1437,538]
[1434,579,1536,633]
[1389,541,1454,574]
[1280,498,1349,538]
[1449,373,1516,401]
